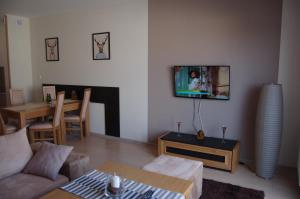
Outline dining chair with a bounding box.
[9,88,25,105]
[0,113,17,135]
[65,88,91,140]
[43,86,56,102]
[9,88,37,126]
[29,91,65,144]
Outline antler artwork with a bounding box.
[47,40,57,59]
[94,36,108,54]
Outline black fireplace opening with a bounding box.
[43,83,120,137]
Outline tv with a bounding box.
[174,65,230,100]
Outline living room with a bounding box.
[0,0,299,199]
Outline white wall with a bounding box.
[30,0,148,142]
[7,14,33,102]
[90,103,105,135]
[278,0,300,167]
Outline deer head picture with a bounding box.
[92,32,110,60]
[45,37,59,61]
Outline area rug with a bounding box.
[200,179,264,199]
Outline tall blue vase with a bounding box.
[255,84,283,179]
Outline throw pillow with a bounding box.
[0,127,33,180]
[23,141,73,180]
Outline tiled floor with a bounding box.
[67,133,300,199]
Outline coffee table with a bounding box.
[41,161,193,199]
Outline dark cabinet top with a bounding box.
[161,132,238,151]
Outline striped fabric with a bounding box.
[61,170,184,199]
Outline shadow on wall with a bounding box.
[240,85,261,165]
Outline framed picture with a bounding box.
[45,37,59,61]
[92,32,110,60]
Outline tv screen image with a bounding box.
[174,66,230,100]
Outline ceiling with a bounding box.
[0,0,102,18]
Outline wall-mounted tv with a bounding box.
[174,65,230,100]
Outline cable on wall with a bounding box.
[192,98,205,133]
[198,99,204,132]
[192,98,198,132]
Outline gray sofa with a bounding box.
[0,128,90,199]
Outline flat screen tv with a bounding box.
[174,65,230,100]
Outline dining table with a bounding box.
[0,99,90,144]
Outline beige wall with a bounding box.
[148,0,282,163]
[7,14,33,102]
[278,0,300,167]
[30,0,148,142]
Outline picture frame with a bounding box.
[92,32,110,60]
[45,37,59,61]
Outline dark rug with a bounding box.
[200,179,265,199]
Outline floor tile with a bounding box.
[67,133,300,199]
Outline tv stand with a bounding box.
[158,131,240,173]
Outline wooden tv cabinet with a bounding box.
[158,131,240,173]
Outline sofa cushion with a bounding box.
[31,142,91,181]
[0,127,32,180]
[23,142,73,180]
[0,173,68,199]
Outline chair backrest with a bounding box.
[53,91,65,127]
[0,113,5,135]
[9,89,25,105]
[80,88,91,121]
[43,86,56,102]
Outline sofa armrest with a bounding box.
[31,142,90,181]
[59,152,90,181]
